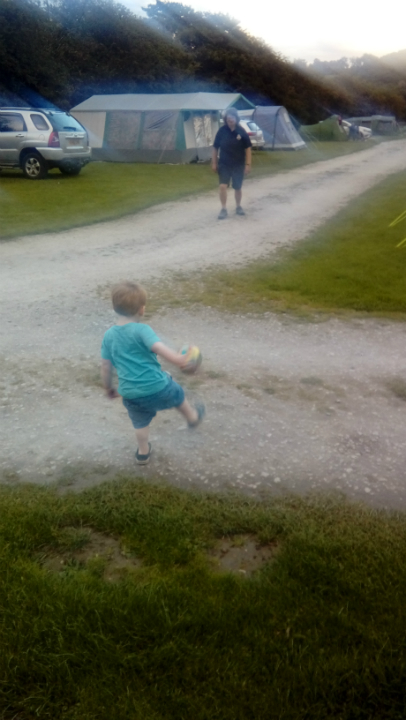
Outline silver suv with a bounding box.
[0,107,91,179]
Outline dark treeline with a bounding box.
[0,0,193,107]
[1,0,405,122]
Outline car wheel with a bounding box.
[59,164,82,176]
[22,152,48,180]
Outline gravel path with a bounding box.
[1,139,406,507]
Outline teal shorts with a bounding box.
[122,377,185,429]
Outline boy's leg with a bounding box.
[176,399,198,424]
[176,399,205,427]
[135,425,150,456]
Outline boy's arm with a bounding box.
[101,359,120,398]
[151,341,189,369]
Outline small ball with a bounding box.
[180,345,202,374]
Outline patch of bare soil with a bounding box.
[39,529,142,582]
[210,535,278,577]
[39,527,277,580]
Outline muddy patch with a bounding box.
[210,535,277,577]
[385,377,406,402]
[39,528,142,582]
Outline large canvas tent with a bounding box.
[70,93,254,163]
[346,115,398,135]
[239,106,305,150]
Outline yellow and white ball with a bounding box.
[180,345,202,374]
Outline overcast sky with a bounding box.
[120,0,405,62]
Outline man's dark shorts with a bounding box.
[122,377,185,429]
[218,164,245,191]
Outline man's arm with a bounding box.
[101,358,119,398]
[245,146,252,174]
[211,146,218,172]
[151,341,190,369]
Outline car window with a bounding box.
[0,113,27,132]
[30,113,50,130]
[248,122,260,131]
[45,112,85,132]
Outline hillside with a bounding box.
[381,48,406,72]
[300,52,406,120]
[1,0,405,122]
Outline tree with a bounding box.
[2,0,403,121]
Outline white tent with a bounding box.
[70,92,255,163]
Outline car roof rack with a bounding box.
[0,106,62,112]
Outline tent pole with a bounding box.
[273,107,282,151]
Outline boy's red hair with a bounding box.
[111,282,147,316]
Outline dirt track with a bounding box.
[1,139,406,507]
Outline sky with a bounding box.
[120,0,405,62]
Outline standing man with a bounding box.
[212,107,252,220]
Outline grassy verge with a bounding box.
[0,140,377,240]
[150,169,406,319]
[1,479,406,719]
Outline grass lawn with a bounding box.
[1,479,406,719]
[0,140,376,241]
[154,169,406,318]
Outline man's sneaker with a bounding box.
[218,208,228,220]
[236,206,245,216]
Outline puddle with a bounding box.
[39,529,142,582]
[210,535,277,577]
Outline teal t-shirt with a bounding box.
[101,323,169,399]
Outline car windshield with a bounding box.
[44,112,84,132]
[248,122,260,131]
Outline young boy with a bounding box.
[101,281,205,465]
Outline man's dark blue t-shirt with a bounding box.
[213,124,252,167]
